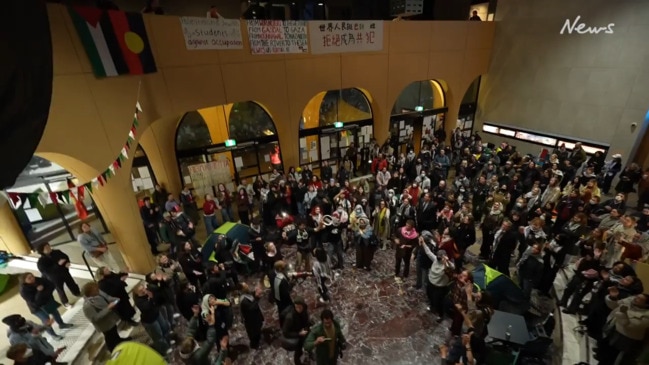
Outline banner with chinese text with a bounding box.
[180,17,243,50]
[308,21,383,54]
[247,20,308,54]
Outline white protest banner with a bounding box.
[309,21,384,54]
[180,17,243,50]
[247,20,308,54]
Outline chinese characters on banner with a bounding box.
[180,17,243,50]
[247,20,308,54]
[308,21,383,54]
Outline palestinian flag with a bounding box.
[68,6,157,77]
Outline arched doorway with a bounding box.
[4,155,110,253]
[456,76,481,138]
[175,101,281,208]
[390,80,447,154]
[299,88,374,177]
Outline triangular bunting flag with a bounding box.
[92,178,100,188]
[133,117,139,128]
[128,130,135,139]
[136,101,142,113]
[85,182,93,193]
[97,175,105,187]
[118,154,125,163]
[67,179,75,189]
[113,160,120,170]
[7,193,20,206]
[27,194,40,209]
[38,192,49,207]
[77,185,85,200]
[49,192,59,205]
[19,194,28,206]
[121,147,128,159]
[62,190,70,204]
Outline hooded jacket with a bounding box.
[3,316,55,357]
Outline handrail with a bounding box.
[81,251,95,281]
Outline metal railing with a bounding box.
[81,251,95,281]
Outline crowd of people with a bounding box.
[5,128,649,365]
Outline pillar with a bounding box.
[0,200,32,255]
[91,171,156,274]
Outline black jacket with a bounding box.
[37,250,70,283]
[240,294,264,329]
[134,293,160,324]
[281,306,310,339]
[20,277,56,313]
[98,272,130,300]
[493,229,519,258]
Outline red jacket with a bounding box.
[203,200,217,215]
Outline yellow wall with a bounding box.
[7,4,495,273]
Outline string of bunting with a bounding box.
[5,102,143,209]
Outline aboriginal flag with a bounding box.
[0,0,53,189]
[68,6,157,77]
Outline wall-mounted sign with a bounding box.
[246,20,308,54]
[224,139,237,147]
[308,21,384,54]
[180,17,243,50]
[333,121,344,128]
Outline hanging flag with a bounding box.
[37,192,49,207]
[133,116,139,127]
[136,101,142,113]
[113,160,121,171]
[7,193,20,207]
[49,192,59,205]
[62,190,71,204]
[121,147,129,159]
[85,182,93,193]
[27,194,40,209]
[78,185,86,201]
[97,175,105,186]
[68,6,157,78]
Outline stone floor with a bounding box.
[100,246,453,365]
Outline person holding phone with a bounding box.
[81,282,130,352]
[304,309,347,365]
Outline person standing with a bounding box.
[36,242,80,308]
[272,260,294,325]
[240,282,264,350]
[96,267,138,326]
[132,283,173,356]
[203,194,219,236]
[281,298,311,365]
[180,185,199,224]
[393,219,419,282]
[19,273,72,340]
[81,282,130,352]
[140,197,162,254]
[304,309,347,365]
[489,220,518,276]
[312,248,333,303]
[77,221,121,272]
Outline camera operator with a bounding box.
[211,235,239,286]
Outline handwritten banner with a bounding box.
[308,21,383,54]
[180,17,243,50]
[246,20,308,54]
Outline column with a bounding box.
[91,172,156,274]
[0,201,32,255]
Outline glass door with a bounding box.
[320,131,340,170]
[232,146,259,183]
